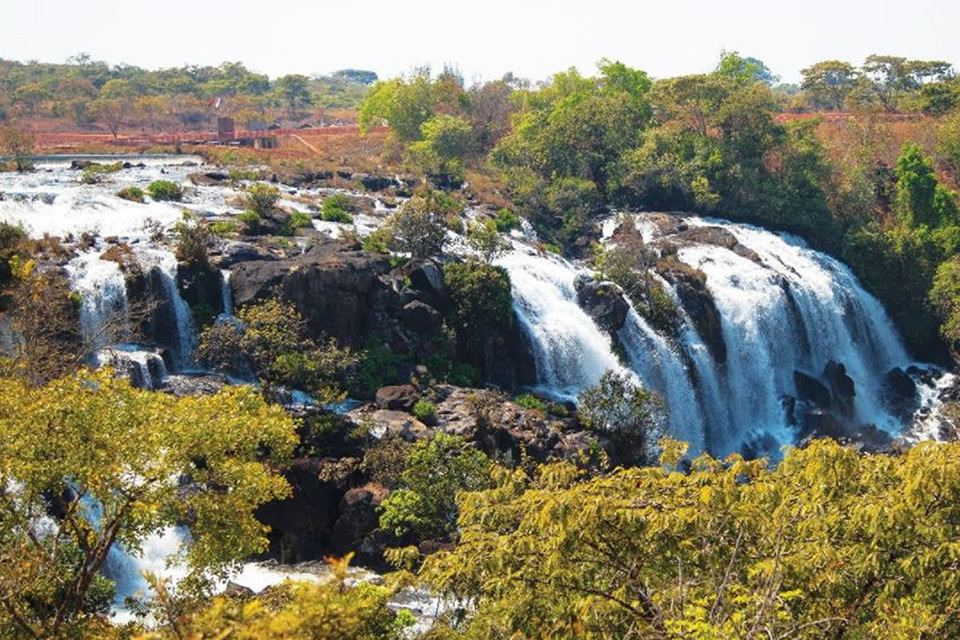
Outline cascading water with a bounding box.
[137,248,197,371]
[65,250,130,348]
[496,248,632,402]
[501,213,941,458]
[219,269,234,317]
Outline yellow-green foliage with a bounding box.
[0,371,297,638]
[422,439,960,639]
[140,556,412,640]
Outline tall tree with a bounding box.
[800,60,858,110]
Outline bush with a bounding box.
[147,180,184,202]
[173,211,212,267]
[443,261,513,368]
[282,211,314,235]
[467,219,508,263]
[116,186,144,203]
[237,210,263,235]
[321,194,354,223]
[245,183,280,215]
[577,369,664,465]
[210,221,238,236]
[514,393,547,412]
[412,399,438,425]
[361,227,392,253]
[80,162,123,184]
[378,433,491,542]
[384,192,450,258]
[354,341,404,396]
[494,207,521,232]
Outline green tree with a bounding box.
[273,74,313,117]
[0,125,34,172]
[359,74,436,142]
[800,60,858,110]
[577,369,664,464]
[443,260,513,373]
[383,192,451,258]
[0,371,297,638]
[379,433,491,541]
[422,439,960,639]
[930,256,960,357]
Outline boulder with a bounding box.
[187,171,228,186]
[230,239,395,347]
[375,385,419,411]
[400,301,443,337]
[793,370,832,409]
[671,226,761,263]
[330,483,388,555]
[822,360,855,417]
[398,259,449,310]
[574,275,629,334]
[177,261,224,317]
[659,262,726,363]
[356,174,396,192]
[215,241,274,268]
[883,367,918,420]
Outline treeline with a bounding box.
[0,55,377,133]
[358,53,960,361]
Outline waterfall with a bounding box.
[502,214,931,458]
[496,249,632,402]
[66,251,129,348]
[137,248,197,371]
[220,269,234,317]
[92,346,168,390]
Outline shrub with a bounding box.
[321,194,354,222]
[467,219,508,263]
[354,341,404,397]
[514,393,547,412]
[361,227,392,253]
[385,192,450,258]
[173,211,212,267]
[412,399,438,425]
[237,210,263,235]
[283,211,314,235]
[378,433,491,541]
[245,183,280,215]
[577,369,664,465]
[147,180,183,201]
[494,207,521,232]
[80,162,123,184]
[443,261,513,368]
[116,186,144,202]
[210,221,238,236]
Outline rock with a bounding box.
[670,226,761,263]
[256,458,343,563]
[222,582,256,599]
[188,171,228,186]
[822,361,855,417]
[70,159,97,170]
[356,174,396,192]
[659,261,726,363]
[357,409,432,441]
[799,409,845,440]
[398,259,449,310]
[794,370,832,409]
[231,239,395,348]
[375,385,419,411]
[883,367,919,420]
[330,483,388,555]
[574,275,629,334]
[215,241,274,268]
[177,261,224,317]
[400,301,443,337]
[161,373,229,397]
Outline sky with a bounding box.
[2,0,959,85]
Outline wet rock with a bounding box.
[823,361,855,418]
[69,159,97,170]
[574,274,629,334]
[671,226,761,263]
[658,261,726,363]
[794,370,832,409]
[215,241,274,268]
[799,409,845,440]
[883,367,918,420]
[230,238,394,347]
[375,385,419,411]
[222,582,256,599]
[177,261,224,317]
[188,171,228,186]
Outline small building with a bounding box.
[217,117,236,141]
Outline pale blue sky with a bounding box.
[2,0,958,84]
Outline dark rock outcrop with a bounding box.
[230,239,394,348]
[659,261,726,363]
[883,367,918,420]
[669,226,761,263]
[793,370,832,409]
[574,275,629,334]
[177,262,224,317]
[400,301,443,338]
[188,171,228,186]
[375,385,420,411]
[330,484,388,556]
[823,360,855,418]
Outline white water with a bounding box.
[502,213,940,457]
[65,250,129,348]
[137,248,197,371]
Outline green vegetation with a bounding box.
[0,125,34,172]
[443,260,513,374]
[244,183,280,215]
[116,185,144,202]
[381,191,454,258]
[411,398,438,425]
[0,370,296,638]
[578,369,664,465]
[422,438,960,638]
[79,161,122,184]
[321,193,355,222]
[197,298,357,403]
[379,433,491,542]
[173,211,212,266]
[284,211,314,235]
[237,210,263,234]
[146,179,183,201]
